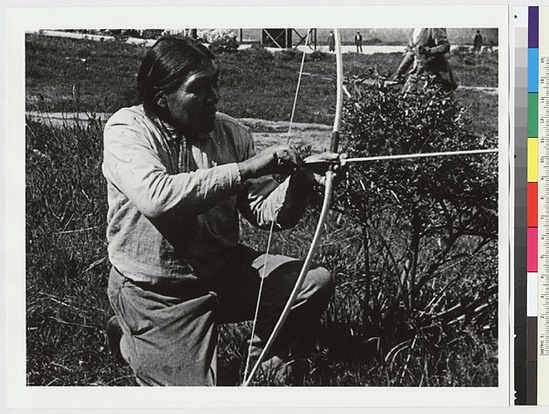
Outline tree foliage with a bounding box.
[331,79,499,382]
[339,79,497,237]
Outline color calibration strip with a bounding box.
[516,6,549,405]
[527,5,539,406]
[514,6,528,405]
[538,6,549,406]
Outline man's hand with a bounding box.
[302,152,347,187]
[238,145,302,179]
[417,45,432,56]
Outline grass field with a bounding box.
[25,33,500,387]
[26,33,498,131]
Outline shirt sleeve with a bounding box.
[429,28,450,55]
[235,136,311,230]
[103,114,242,219]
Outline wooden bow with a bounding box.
[242,28,343,386]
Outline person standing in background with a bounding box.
[391,28,457,94]
[328,31,335,52]
[473,30,483,53]
[355,31,363,53]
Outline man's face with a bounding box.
[163,59,220,135]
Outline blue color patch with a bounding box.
[528,48,539,93]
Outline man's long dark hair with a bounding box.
[137,37,215,117]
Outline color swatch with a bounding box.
[514,6,528,405]
[517,5,549,406]
[527,5,539,405]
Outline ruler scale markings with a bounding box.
[539,5,549,406]
[527,5,539,406]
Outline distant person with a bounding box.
[391,28,457,94]
[355,31,363,53]
[328,31,335,52]
[473,30,483,53]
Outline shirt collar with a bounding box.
[157,117,180,142]
[156,116,212,143]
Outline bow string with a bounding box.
[242,28,343,386]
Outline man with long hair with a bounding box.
[103,37,341,386]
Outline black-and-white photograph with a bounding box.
[7,3,510,410]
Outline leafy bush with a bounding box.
[450,45,473,57]
[331,80,498,384]
[199,29,237,43]
[236,44,273,63]
[464,57,476,66]
[364,37,383,45]
[275,48,300,61]
[209,35,239,55]
[308,50,327,62]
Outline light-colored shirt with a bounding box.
[102,105,305,285]
[412,28,423,44]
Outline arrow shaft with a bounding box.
[343,148,498,163]
[303,148,498,167]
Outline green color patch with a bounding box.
[528,92,538,138]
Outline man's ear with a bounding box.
[157,96,167,108]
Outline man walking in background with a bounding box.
[391,28,457,94]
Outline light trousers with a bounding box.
[107,244,333,386]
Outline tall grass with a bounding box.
[26,34,498,126]
[26,118,135,385]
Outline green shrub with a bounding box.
[308,50,327,62]
[451,45,472,57]
[275,48,300,61]
[209,36,239,55]
[330,80,498,384]
[236,44,273,63]
[364,37,383,45]
[464,56,476,66]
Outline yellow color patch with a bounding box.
[528,137,538,183]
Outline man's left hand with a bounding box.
[302,152,347,187]
[418,46,432,56]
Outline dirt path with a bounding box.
[25,111,333,152]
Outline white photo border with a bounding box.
[6,3,510,410]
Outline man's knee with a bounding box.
[307,265,334,299]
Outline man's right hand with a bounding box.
[238,145,302,179]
